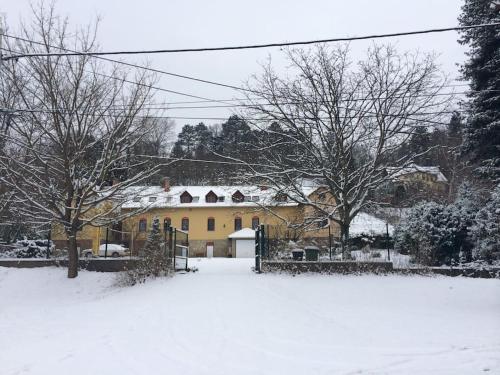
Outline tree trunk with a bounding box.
[67,234,79,278]
[340,223,351,260]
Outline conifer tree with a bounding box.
[141,217,169,278]
[458,0,500,180]
[125,217,170,284]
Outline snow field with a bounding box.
[1,258,499,375]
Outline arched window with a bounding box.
[163,217,171,232]
[234,217,242,231]
[138,218,147,232]
[181,217,189,231]
[252,216,260,229]
[207,217,215,231]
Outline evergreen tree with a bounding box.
[458,0,500,180]
[138,217,169,280]
[407,126,433,165]
[168,123,217,184]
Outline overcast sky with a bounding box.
[2,0,467,131]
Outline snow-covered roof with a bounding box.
[228,228,256,239]
[350,213,393,236]
[387,164,448,183]
[122,185,308,209]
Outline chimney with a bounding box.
[161,177,171,192]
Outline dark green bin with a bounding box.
[304,246,320,261]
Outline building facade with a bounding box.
[50,178,345,257]
[120,183,336,257]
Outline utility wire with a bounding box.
[1,45,471,113]
[0,42,475,108]
[0,48,475,111]
[2,23,499,61]
[2,34,255,94]
[0,45,226,103]
[0,106,458,127]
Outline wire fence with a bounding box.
[0,224,190,272]
[254,224,407,270]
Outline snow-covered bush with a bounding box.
[471,184,500,263]
[394,184,478,266]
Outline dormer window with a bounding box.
[149,196,157,202]
[180,191,193,203]
[232,190,244,203]
[133,196,141,202]
[205,191,218,203]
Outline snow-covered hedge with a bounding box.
[470,185,500,262]
[394,183,496,266]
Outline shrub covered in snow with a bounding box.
[470,184,500,263]
[394,183,478,266]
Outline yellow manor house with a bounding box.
[53,179,339,258]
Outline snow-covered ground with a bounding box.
[1,259,499,374]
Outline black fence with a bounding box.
[0,225,189,273]
[254,223,396,273]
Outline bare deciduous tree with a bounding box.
[0,4,162,277]
[238,45,449,256]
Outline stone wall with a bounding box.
[0,258,139,272]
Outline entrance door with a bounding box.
[206,242,214,258]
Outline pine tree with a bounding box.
[458,0,500,180]
[142,217,169,277]
[123,217,170,284]
[407,126,433,165]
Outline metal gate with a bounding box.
[165,227,189,272]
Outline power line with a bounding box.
[2,23,499,60]
[0,46,226,103]
[2,45,473,112]
[0,106,460,126]
[2,34,255,94]
[0,40,476,108]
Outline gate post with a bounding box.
[260,224,266,259]
[255,226,261,273]
[173,228,177,271]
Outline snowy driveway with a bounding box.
[1,259,499,374]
